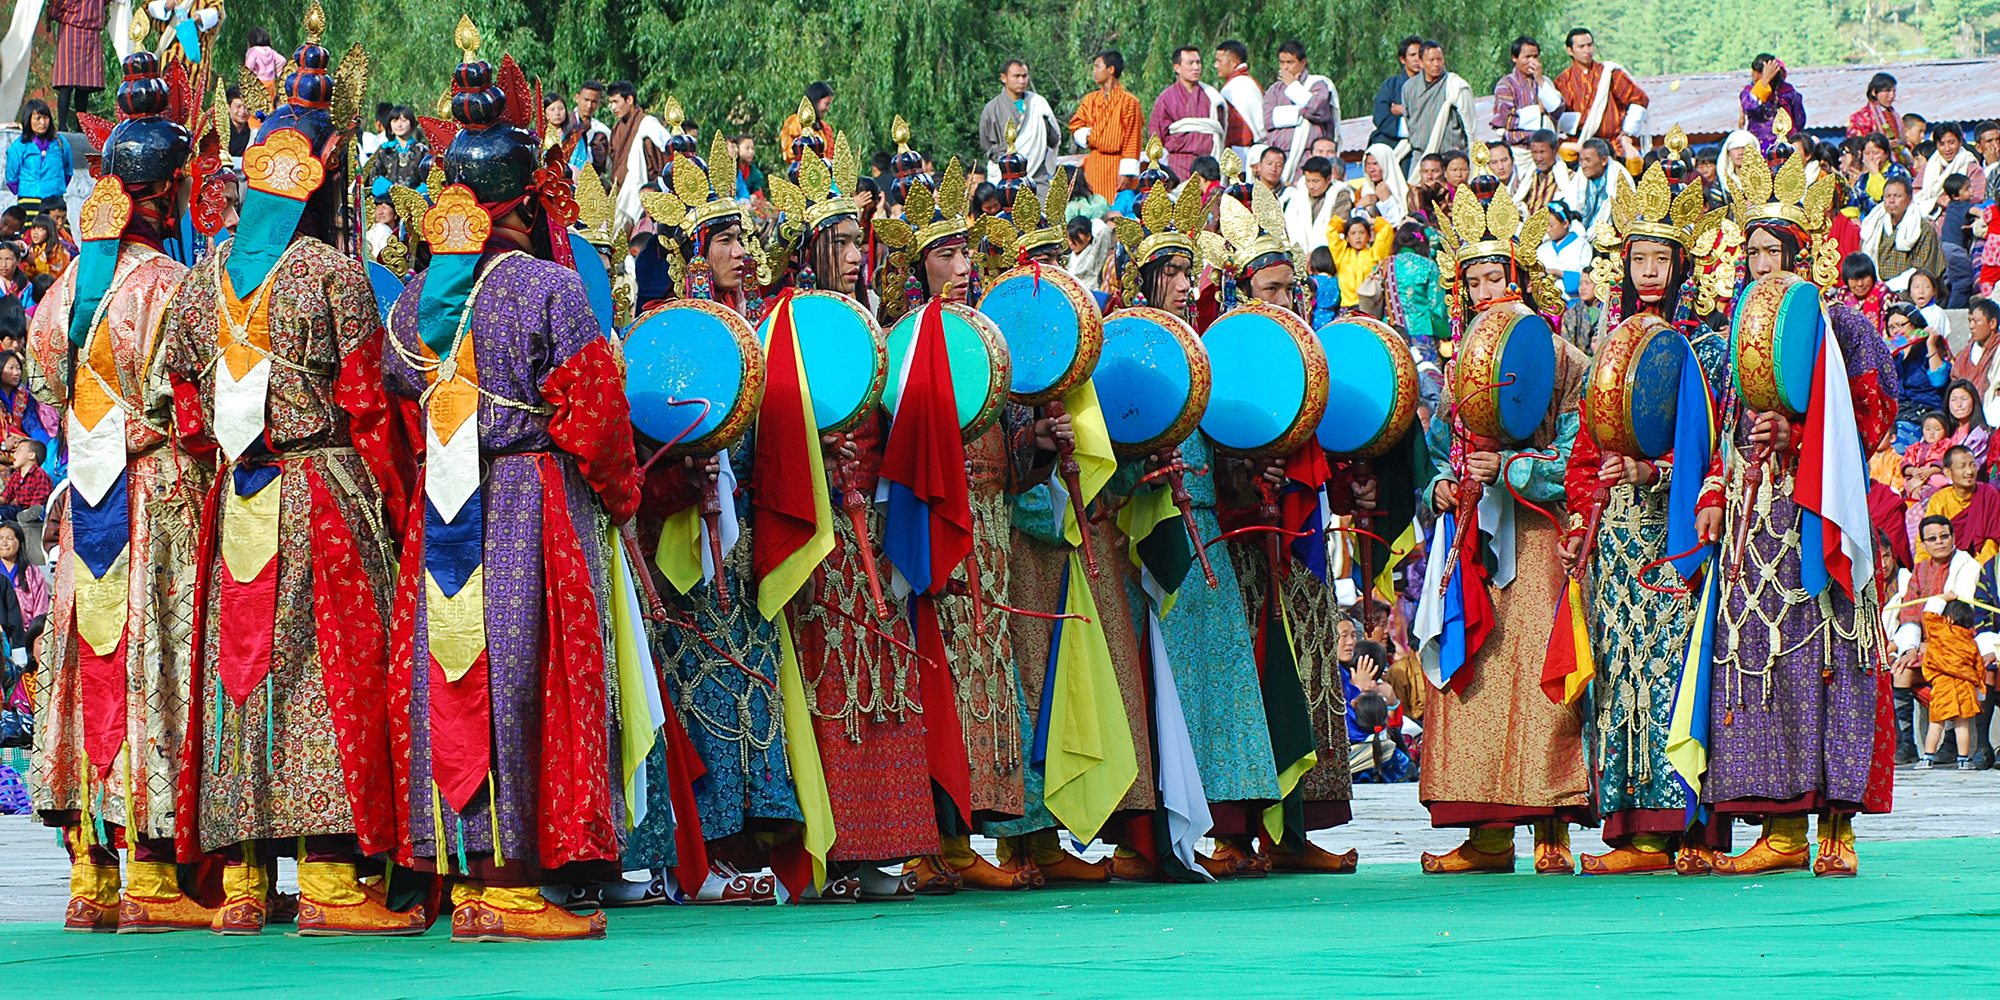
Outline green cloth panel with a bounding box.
[6,836,1995,997]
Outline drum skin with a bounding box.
[367,260,405,326]
[978,265,1104,405]
[1587,313,1684,460]
[1096,306,1210,457]
[885,302,1013,443]
[1198,300,1329,459]
[1733,271,1824,420]
[1315,315,1419,459]
[624,298,767,457]
[1454,302,1557,446]
[570,231,616,336]
[759,290,886,435]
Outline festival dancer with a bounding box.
[1418,164,1594,875]
[1211,181,1360,876]
[1557,141,1735,875]
[1082,173,1277,882]
[1691,137,1895,877]
[381,22,641,940]
[876,120,1067,892]
[159,4,415,934]
[632,132,802,905]
[27,52,215,934]
[985,165,1143,887]
[764,131,935,902]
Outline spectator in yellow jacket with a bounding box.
[1326,214,1393,308]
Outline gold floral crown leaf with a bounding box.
[1219,149,1244,183]
[767,172,807,223]
[1140,178,1172,237]
[237,63,272,117]
[903,182,934,240]
[641,189,686,230]
[574,163,619,248]
[1735,143,1824,235]
[799,152,832,203]
[662,96,686,137]
[830,132,858,200]
[890,114,913,154]
[389,183,430,239]
[1217,190,1256,250]
[874,215,914,250]
[1111,216,1143,252]
[330,43,370,134]
[1043,166,1070,226]
[1003,117,1019,148]
[1174,181,1207,239]
[937,156,967,221]
[797,96,816,130]
[1194,230,1228,272]
[1516,205,1549,270]
[203,79,229,147]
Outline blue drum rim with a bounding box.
[978,265,1105,406]
[759,290,886,435]
[1199,300,1330,459]
[625,298,767,457]
[1099,306,1210,457]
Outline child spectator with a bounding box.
[243,26,285,104]
[1327,214,1392,311]
[1903,411,1954,496]
[1902,267,1946,332]
[1307,246,1340,327]
[0,439,50,520]
[22,217,70,279]
[1918,596,1985,771]
[1840,251,1886,333]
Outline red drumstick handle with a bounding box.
[620,522,670,623]
[1258,479,1283,595]
[963,550,986,636]
[1045,400,1099,577]
[1438,479,1484,597]
[700,458,730,615]
[1728,444,1770,585]
[840,449,892,620]
[1573,484,1610,583]
[1163,456,1219,589]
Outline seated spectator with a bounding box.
[1959,298,2000,408]
[1944,379,1992,469]
[0,440,49,521]
[1901,267,1947,333]
[0,243,26,302]
[0,351,55,446]
[22,217,69,279]
[1926,444,2000,561]
[0,522,47,646]
[1884,302,1948,447]
[1863,175,1946,282]
[1343,637,1414,783]
[1903,410,1953,498]
[1839,251,1886,333]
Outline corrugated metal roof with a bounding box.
[1338,57,2000,152]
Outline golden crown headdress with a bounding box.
[1217,178,1295,275]
[1600,127,1721,251]
[1730,112,1834,236]
[767,129,860,237]
[1436,155,1558,313]
[981,162,1071,270]
[1109,145,1220,308]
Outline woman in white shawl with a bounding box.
[1919,123,1978,218]
[1355,143,1410,225]
[1716,130,1758,200]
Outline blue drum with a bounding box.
[759,290,886,435]
[885,302,1011,443]
[569,231,616,336]
[1095,307,1209,457]
[623,299,767,457]
[1733,270,1825,419]
[1588,313,1684,459]
[1314,316,1419,459]
[976,265,1103,405]
[1198,301,1329,458]
[367,260,406,326]
[1454,302,1557,446]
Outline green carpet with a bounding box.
[6,837,1997,999]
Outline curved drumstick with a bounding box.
[944,577,1091,625]
[1635,541,1713,596]
[1437,374,1518,595]
[1141,452,1219,589]
[1500,449,1564,527]
[835,435,892,620]
[1044,399,1100,577]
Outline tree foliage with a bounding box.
[200,0,1561,167]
